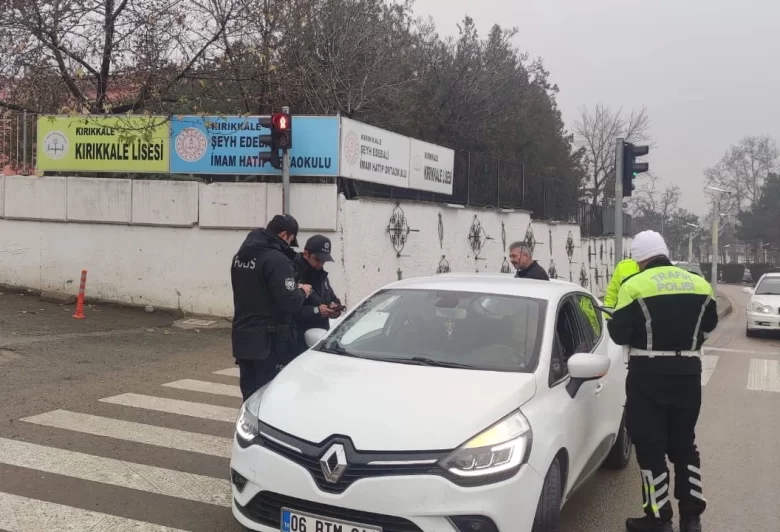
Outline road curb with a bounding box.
[716,291,733,319]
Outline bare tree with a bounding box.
[574,103,651,206]
[0,0,245,115]
[629,173,680,234]
[704,135,779,214]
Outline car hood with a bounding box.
[256,351,537,451]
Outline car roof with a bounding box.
[380,273,591,301]
[761,272,780,278]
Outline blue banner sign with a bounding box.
[169,115,340,176]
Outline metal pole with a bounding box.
[614,138,624,264]
[22,110,28,172]
[281,105,291,215]
[688,233,693,263]
[710,198,719,288]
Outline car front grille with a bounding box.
[255,421,449,494]
[237,490,424,532]
[262,437,438,493]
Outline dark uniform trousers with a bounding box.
[625,370,706,522]
[236,325,298,402]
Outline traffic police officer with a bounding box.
[608,230,718,532]
[605,257,640,308]
[293,235,344,355]
[231,214,312,401]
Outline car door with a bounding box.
[548,295,601,496]
[571,293,623,470]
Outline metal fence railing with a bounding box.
[0,110,36,175]
[0,110,628,237]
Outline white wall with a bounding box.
[0,175,631,317]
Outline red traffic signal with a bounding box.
[272,113,290,131]
[271,113,292,150]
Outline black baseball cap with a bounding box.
[305,235,334,262]
[268,214,299,247]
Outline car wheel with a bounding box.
[746,327,757,338]
[531,457,563,532]
[603,412,632,469]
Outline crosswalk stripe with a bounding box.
[0,438,230,507]
[702,355,718,386]
[100,393,238,423]
[162,379,242,398]
[0,491,190,532]
[212,367,239,377]
[20,410,232,458]
[746,359,780,393]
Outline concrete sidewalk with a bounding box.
[717,291,733,319]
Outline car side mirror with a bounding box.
[304,328,328,348]
[566,353,610,398]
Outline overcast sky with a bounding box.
[414,0,780,217]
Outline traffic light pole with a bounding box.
[281,106,291,215]
[614,137,624,265]
[282,149,291,215]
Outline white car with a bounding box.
[230,274,631,532]
[743,272,780,336]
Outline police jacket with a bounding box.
[604,259,640,308]
[293,253,341,334]
[231,229,306,361]
[607,257,718,375]
[515,261,550,280]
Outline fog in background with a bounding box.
[415,0,780,216]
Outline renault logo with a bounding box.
[320,443,347,483]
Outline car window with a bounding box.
[574,294,602,349]
[755,277,780,295]
[318,289,547,373]
[550,298,589,385]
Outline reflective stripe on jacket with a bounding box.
[606,258,718,375]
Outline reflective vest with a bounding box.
[604,259,640,308]
[608,261,718,375]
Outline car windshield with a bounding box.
[755,277,780,295]
[316,289,546,373]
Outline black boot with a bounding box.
[626,516,674,532]
[680,516,702,532]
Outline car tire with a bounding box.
[531,457,563,532]
[746,327,757,338]
[603,412,632,469]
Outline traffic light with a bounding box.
[621,141,649,197]
[271,112,292,150]
[257,112,292,170]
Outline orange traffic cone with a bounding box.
[72,270,87,319]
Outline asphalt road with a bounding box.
[0,284,776,532]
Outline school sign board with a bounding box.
[169,115,339,176]
[339,117,454,195]
[36,116,170,173]
[36,115,454,194]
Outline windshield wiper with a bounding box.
[394,357,478,369]
[318,341,360,358]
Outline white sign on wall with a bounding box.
[339,117,410,188]
[409,139,454,195]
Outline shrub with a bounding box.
[748,263,773,283]
[722,263,745,284]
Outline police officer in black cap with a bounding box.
[231,214,312,401]
[293,235,343,355]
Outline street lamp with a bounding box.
[707,186,730,287]
[685,222,698,263]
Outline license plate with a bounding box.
[281,507,382,532]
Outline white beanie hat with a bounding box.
[631,230,669,262]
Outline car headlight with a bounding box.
[438,410,532,485]
[749,301,773,314]
[236,387,265,442]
